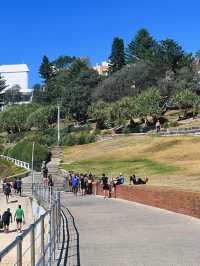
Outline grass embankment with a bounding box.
[62,135,200,191]
[0,159,25,179]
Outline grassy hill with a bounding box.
[62,135,200,191]
[0,160,25,179]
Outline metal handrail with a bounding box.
[0,184,61,266]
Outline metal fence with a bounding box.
[158,126,200,136]
[0,155,30,170]
[0,184,61,266]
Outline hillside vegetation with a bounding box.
[62,135,200,191]
[0,160,25,179]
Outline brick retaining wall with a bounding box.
[95,183,200,219]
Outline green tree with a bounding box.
[39,55,54,82]
[126,28,156,63]
[32,84,47,104]
[134,88,162,120]
[171,89,200,118]
[44,58,101,120]
[95,61,157,102]
[26,105,57,130]
[88,101,111,129]
[108,37,125,73]
[52,55,76,69]
[160,39,186,72]
[0,104,38,134]
[3,85,22,105]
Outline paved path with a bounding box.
[61,193,200,266]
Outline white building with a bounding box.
[0,64,29,93]
[93,61,109,76]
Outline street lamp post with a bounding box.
[31,142,35,194]
[57,103,60,145]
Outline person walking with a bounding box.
[48,175,54,194]
[156,120,161,133]
[16,178,22,196]
[87,174,93,195]
[2,208,12,233]
[13,177,17,194]
[80,175,86,196]
[72,175,79,196]
[0,214,3,230]
[101,173,109,199]
[4,182,12,203]
[14,205,25,233]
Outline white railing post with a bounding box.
[0,155,31,171]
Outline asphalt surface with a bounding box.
[61,192,200,266]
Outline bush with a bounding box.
[163,121,179,128]
[6,140,48,171]
[122,127,130,135]
[61,132,96,146]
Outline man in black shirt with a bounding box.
[2,208,12,233]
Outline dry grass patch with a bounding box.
[62,135,200,191]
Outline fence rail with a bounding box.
[0,155,30,170]
[0,184,61,266]
[158,127,200,136]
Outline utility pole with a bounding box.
[57,103,60,145]
[31,142,35,194]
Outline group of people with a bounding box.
[64,172,94,196]
[0,205,25,233]
[2,177,22,203]
[63,171,149,199]
[100,173,148,199]
[101,173,125,199]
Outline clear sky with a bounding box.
[0,0,199,87]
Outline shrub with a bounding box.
[6,140,48,171]
[163,121,179,128]
[61,132,96,146]
[122,127,130,135]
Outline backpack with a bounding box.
[17,180,22,189]
[5,184,11,194]
[119,176,125,184]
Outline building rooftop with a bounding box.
[0,64,29,73]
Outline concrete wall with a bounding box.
[95,183,200,219]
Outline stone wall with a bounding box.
[95,183,200,219]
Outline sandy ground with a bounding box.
[0,193,34,265]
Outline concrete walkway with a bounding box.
[61,193,200,266]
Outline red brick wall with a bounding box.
[94,183,200,219]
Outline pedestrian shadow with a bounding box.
[0,229,17,233]
[8,200,18,204]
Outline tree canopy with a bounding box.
[108,37,125,73]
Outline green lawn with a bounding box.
[66,158,177,177]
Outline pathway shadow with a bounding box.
[0,229,17,233]
[8,200,18,204]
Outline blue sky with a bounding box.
[0,0,199,87]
